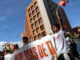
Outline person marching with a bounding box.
[52,8,75,60]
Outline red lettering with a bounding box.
[45,41,56,55]
[32,47,38,59]
[41,43,48,57]
[23,49,30,60]
[15,52,23,60]
[37,45,44,58]
[15,54,18,60]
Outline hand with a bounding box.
[53,54,57,57]
[52,54,57,60]
[56,10,59,15]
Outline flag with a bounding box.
[63,25,67,28]
[58,0,67,7]
[7,44,10,47]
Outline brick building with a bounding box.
[22,0,72,42]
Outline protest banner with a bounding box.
[5,35,56,60]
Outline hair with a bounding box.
[4,49,10,53]
[73,30,78,34]
[22,37,28,43]
[51,24,60,30]
[15,44,19,49]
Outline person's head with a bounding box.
[4,50,9,56]
[65,32,70,38]
[73,31,78,36]
[22,37,28,45]
[12,44,19,52]
[15,44,18,49]
[78,26,80,32]
[52,24,60,33]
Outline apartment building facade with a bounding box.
[22,0,72,42]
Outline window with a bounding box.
[49,4,51,8]
[40,25,44,31]
[33,30,36,35]
[29,13,32,18]
[31,24,35,29]
[35,21,38,27]
[53,6,55,10]
[36,27,39,33]
[31,5,34,10]
[38,34,42,39]
[32,10,35,15]
[37,13,40,18]
[47,0,49,2]
[34,36,37,40]
[42,31,46,37]
[30,18,33,23]
[38,18,42,24]
[28,8,30,13]
[50,10,53,13]
[36,7,39,12]
[34,2,37,7]
[30,36,33,42]
[51,2,53,5]
[52,15,55,19]
[33,16,36,20]
[30,38,33,42]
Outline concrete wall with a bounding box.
[38,0,72,33]
[37,0,53,35]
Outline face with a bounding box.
[52,26,59,33]
[22,39,28,45]
[22,40,26,46]
[74,32,77,36]
[12,45,16,51]
[4,52,8,56]
[78,27,80,32]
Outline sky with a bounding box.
[0,0,80,50]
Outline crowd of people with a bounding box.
[4,9,80,60]
[4,37,28,56]
[4,36,29,60]
[51,10,80,60]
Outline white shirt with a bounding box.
[52,29,70,54]
[4,53,14,60]
[66,37,71,46]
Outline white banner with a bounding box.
[5,35,56,60]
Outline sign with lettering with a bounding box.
[5,35,56,60]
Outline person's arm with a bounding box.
[52,50,57,60]
[56,10,63,30]
[52,54,57,60]
[70,38,74,43]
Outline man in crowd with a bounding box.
[4,49,14,60]
[22,37,28,46]
[52,9,75,60]
[69,31,80,59]
[12,44,19,52]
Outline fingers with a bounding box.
[56,10,59,15]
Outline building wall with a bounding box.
[25,0,47,41]
[24,0,72,42]
[43,0,58,25]
[37,0,53,35]
[43,0,72,32]
[58,7,72,32]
